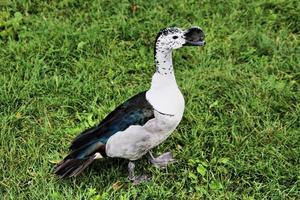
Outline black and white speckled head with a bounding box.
[154,26,206,75]
[155,26,206,51]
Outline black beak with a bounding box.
[184,27,206,46]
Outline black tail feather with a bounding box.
[54,155,95,178]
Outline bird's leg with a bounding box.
[128,161,136,180]
[127,161,151,185]
[148,151,176,168]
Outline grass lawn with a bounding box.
[1,0,299,199]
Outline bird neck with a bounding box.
[154,48,175,78]
[151,47,177,88]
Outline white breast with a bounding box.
[146,72,185,116]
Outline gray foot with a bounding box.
[149,151,176,168]
[128,161,151,185]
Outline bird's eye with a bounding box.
[172,36,178,39]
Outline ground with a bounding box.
[0,0,299,199]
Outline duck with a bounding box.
[54,26,206,184]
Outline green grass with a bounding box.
[1,0,299,199]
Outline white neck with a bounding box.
[155,48,174,76]
[151,46,177,88]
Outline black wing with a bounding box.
[69,91,154,159]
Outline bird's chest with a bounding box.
[146,86,185,117]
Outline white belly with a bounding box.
[105,109,183,160]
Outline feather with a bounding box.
[54,154,96,178]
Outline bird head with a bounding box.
[155,27,206,50]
